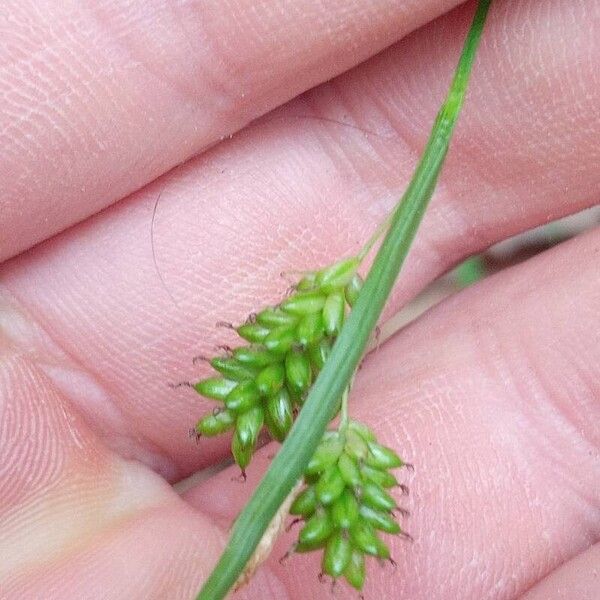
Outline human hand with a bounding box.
[1,1,598,599]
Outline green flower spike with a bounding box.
[189,258,364,474]
[289,418,411,592]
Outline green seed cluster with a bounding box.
[193,257,363,472]
[289,421,408,591]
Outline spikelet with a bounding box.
[192,258,362,472]
[289,421,411,591]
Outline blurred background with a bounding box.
[386,205,600,333]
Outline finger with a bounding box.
[2,0,600,479]
[0,0,463,261]
[0,325,282,599]
[521,543,600,600]
[187,228,600,599]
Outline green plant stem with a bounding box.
[338,386,350,430]
[196,2,491,598]
[357,212,393,261]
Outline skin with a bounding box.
[0,0,598,598]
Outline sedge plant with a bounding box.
[185,1,494,597]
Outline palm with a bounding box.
[1,1,598,599]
